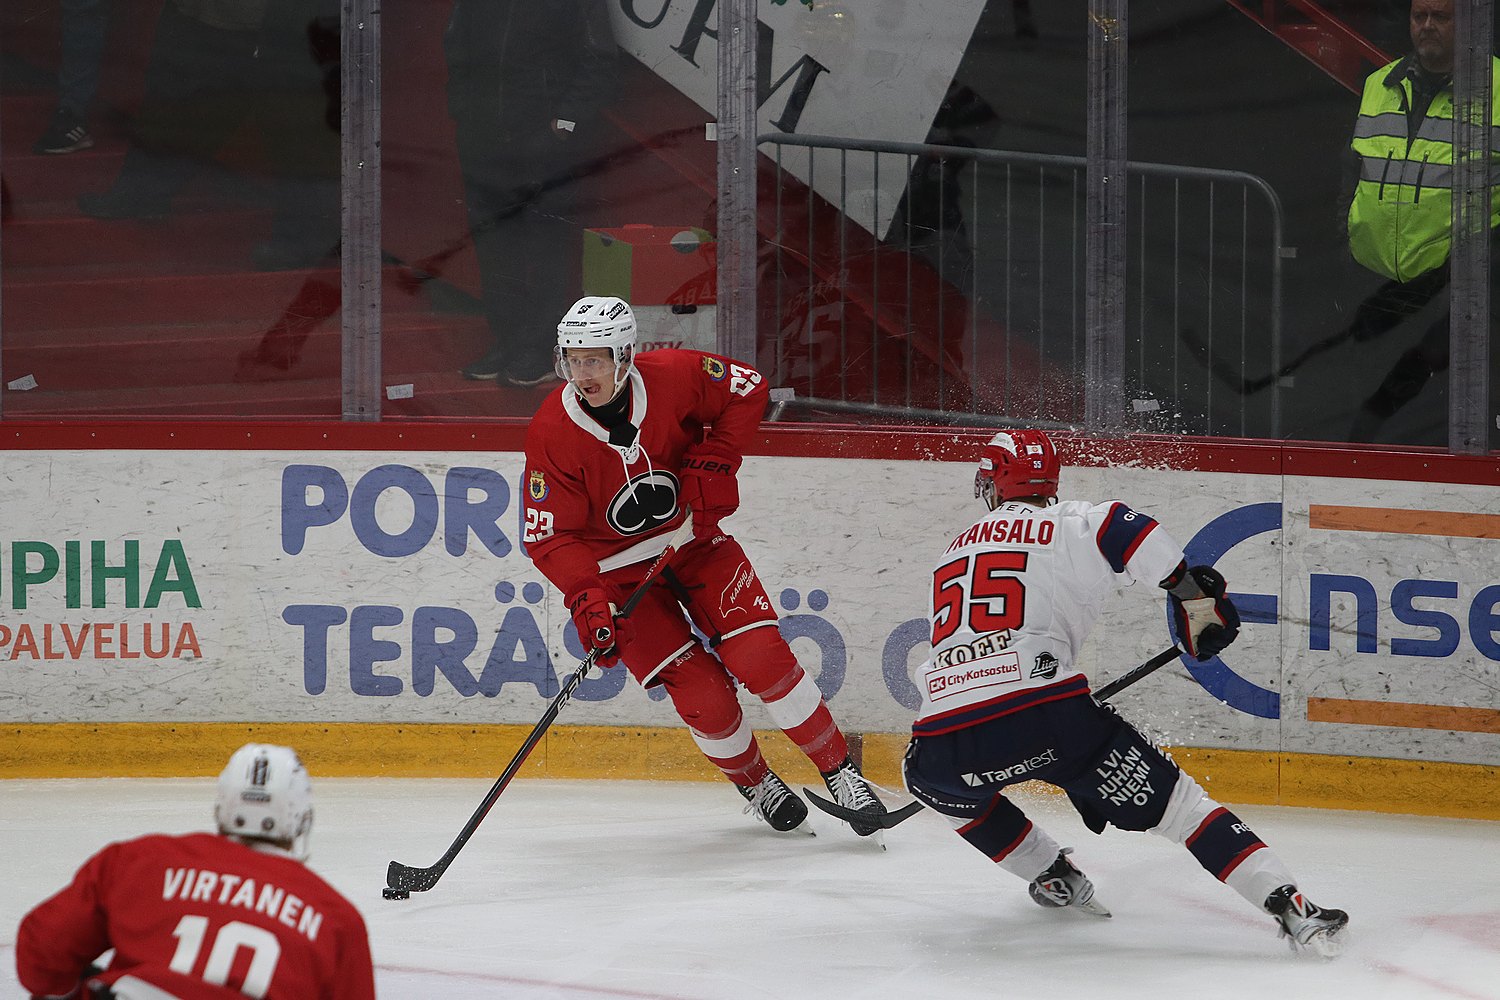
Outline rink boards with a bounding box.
[1,422,1496,819]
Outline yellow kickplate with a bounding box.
[3,724,1495,820]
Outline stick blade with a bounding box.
[802,787,925,830]
[386,860,442,894]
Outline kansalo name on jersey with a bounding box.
[961,747,1059,785]
[162,868,324,941]
[932,629,1014,670]
[944,516,1055,554]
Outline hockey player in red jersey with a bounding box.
[16,744,376,999]
[902,429,1349,956]
[522,294,887,836]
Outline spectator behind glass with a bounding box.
[1337,0,1500,442]
[76,0,342,273]
[32,0,109,155]
[446,0,621,389]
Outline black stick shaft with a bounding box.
[386,514,695,893]
[1094,645,1183,701]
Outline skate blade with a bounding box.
[1077,896,1112,918]
[789,816,817,836]
[1299,927,1347,959]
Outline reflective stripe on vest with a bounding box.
[1347,57,1500,282]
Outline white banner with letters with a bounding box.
[607,0,989,237]
[1,449,1496,768]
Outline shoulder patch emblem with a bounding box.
[527,469,549,502]
[701,356,727,381]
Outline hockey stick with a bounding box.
[802,644,1186,831]
[1181,324,1359,397]
[801,789,924,831]
[384,513,696,897]
[1093,644,1184,701]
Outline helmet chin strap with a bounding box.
[608,361,632,400]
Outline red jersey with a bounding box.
[522,349,768,593]
[17,832,375,1000]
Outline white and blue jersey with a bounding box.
[912,498,1185,737]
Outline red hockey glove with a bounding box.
[679,442,741,539]
[1166,564,1241,661]
[566,579,631,668]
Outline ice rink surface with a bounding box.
[4,776,1497,999]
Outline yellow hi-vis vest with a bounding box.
[1347,56,1500,282]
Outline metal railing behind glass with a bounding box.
[758,133,1286,438]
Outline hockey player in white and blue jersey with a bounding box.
[902,429,1350,957]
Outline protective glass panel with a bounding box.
[1,0,343,417]
[1130,0,1491,445]
[379,0,721,417]
[751,1,1081,427]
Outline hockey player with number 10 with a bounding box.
[902,430,1349,956]
[521,295,887,837]
[16,744,375,999]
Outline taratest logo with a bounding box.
[962,748,1058,786]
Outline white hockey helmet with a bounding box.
[214,743,314,858]
[554,295,637,394]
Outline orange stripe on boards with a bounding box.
[1307,697,1500,734]
[1308,504,1500,539]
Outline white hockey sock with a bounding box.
[994,822,1066,882]
[1224,848,1297,910]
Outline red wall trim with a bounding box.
[2,420,1496,486]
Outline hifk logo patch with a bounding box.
[527,469,549,502]
[702,356,726,381]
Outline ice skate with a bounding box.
[736,770,812,833]
[1265,884,1348,957]
[1028,848,1111,917]
[820,756,889,842]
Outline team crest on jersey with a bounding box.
[701,356,727,381]
[607,470,681,536]
[527,469,548,501]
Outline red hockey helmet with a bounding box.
[975,430,1061,509]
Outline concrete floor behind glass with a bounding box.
[3,777,1496,999]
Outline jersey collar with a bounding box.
[563,366,648,461]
